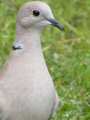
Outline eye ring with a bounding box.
[33,10,40,16]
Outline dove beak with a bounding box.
[47,18,64,31]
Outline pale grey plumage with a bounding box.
[0,1,63,120]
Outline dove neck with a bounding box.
[15,24,43,53]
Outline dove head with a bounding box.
[17,1,64,31]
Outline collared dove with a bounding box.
[0,1,64,120]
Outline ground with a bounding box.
[0,0,90,120]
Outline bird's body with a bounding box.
[0,1,64,120]
[0,31,57,120]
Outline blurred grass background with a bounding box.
[0,0,90,120]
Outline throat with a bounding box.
[13,28,42,56]
[11,29,46,70]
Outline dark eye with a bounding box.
[33,10,40,16]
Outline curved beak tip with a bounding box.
[57,24,64,31]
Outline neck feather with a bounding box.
[15,24,42,53]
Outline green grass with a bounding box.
[0,0,90,120]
